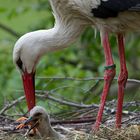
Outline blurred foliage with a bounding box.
[0,0,140,114]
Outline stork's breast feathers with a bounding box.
[91,0,140,18]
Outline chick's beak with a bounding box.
[24,116,39,129]
[22,71,35,111]
[24,116,34,125]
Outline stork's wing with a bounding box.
[92,0,140,18]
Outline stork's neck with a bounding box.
[37,118,63,139]
[36,19,86,56]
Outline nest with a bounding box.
[0,125,140,140]
[0,105,140,140]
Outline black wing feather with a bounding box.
[92,0,140,18]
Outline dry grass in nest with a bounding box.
[95,125,140,140]
[1,125,140,140]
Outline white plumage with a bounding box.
[13,0,140,73]
[13,0,140,130]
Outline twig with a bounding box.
[51,118,96,125]
[122,115,140,125]
[37,93,99,108]
[0,92,99,115]
[0,22,21,38]
[36,76,104,81]
[123,101,140,108]
[2,90,139,115]
[0,96,25,115]
[14,90,100,108]
[0,126,15,132]
[36,76,140,84]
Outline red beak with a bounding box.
[22,71,36,111]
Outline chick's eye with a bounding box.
[16,57,23,70]
[33,119,38,122]
[34,113,42,117]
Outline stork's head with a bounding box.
[24,106,62,138]
[24,106,50,135]
[13,31,48,110]
[13,27,74,111]
[26,106,50,125]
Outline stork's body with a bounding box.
[13,0,140,131]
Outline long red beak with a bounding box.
[22,71,36,111]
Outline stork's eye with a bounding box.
[16,57,23,70]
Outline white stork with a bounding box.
[23,106,64,139]
[13,0,140,130]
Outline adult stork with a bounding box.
[13,0,140,130]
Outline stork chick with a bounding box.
[22,106,65,140]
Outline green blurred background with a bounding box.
[0,0,140,115]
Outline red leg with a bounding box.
[116,34,128,128]
[93,31,116,131]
